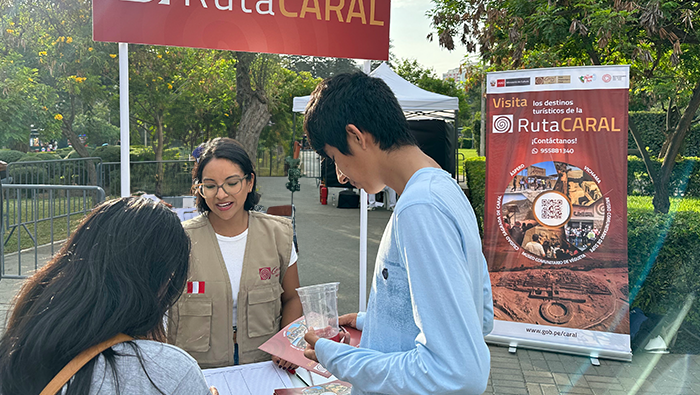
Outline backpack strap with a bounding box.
[40,333,133,395]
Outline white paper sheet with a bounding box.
[203,361,293,395]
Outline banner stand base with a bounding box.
[486,334,632,362]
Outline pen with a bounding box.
[294,371,310,387]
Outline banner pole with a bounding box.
[357,60,371,313]
[119,43,130,197]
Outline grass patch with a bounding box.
[2,197,95,254]
[457,149,478,178]
[628,196,700,212]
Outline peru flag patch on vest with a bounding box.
[187,281,205,294]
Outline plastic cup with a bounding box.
[296,282,340,339]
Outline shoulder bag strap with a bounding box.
[40,333,134,395]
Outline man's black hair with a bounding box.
[304,72,416,157]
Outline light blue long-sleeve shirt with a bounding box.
[315,168,494,395]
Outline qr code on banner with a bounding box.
[541,199,563,220]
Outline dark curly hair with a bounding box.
[192,137,260,212]
[0,197,190,394]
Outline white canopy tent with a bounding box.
[292,62,460,312]
[293,62,459,114]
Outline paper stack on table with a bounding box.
[203,361,292,395]
[258,316,362,378]
[274,380,352,395]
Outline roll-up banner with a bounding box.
[484,66,631,361]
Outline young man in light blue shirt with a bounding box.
[302,72,494,395]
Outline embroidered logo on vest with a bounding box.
[259,267,272,280]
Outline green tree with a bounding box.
[2,0,117,184]
[428,0,700,213]
[167,50,237,149]
[129,46,197,195]
[261,68,320,154]
[0,51,58,150]
[394,58,473,128]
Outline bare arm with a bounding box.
[272,262,303,370]
[281,262,303,327]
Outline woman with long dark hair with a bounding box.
[0,197,211,394]
[168,137,302,369]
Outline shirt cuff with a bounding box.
[314,337,355,378]
[355,312,366,331]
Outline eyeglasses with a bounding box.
[196,175,250,198]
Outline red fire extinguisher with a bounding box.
[320,185,328,205]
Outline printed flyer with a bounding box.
[484,66,631,360]
[259,317,362,377]
[274,380,352,395]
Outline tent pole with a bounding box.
[291,112,296,156]
[480,79,486,157]
[119,43,130,197]
[358,60,370,313]
[454,109,459,179]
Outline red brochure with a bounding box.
[274,380,352,395]
[259,317,361,378]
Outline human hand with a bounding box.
[339,313,358,329]
[303,326,352,362]
[303,328,320,362]
[210,386,219,395]
[271,355,299,372]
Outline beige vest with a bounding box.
[168,211,293,367]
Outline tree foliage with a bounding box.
[394,58,476,129]
[429,0,700,213]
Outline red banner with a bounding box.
[93,0,390,60]
[484,66,631,360]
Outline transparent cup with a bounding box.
[296,282,341,340]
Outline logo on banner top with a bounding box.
[492,115,514,133]
[505,77,530,87]
[579,74,596,83]
[602,74,612,83]
[535,76,571,85]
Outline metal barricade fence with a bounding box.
[299,149,321,179]
[1,184,106,279]
[98,160,196,197]
[257,148,286,177]
[6,157,103,186]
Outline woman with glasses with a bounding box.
[168,137,302,370]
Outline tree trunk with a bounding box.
[233,52,270,166]
[652,181,671,214]
[154,116,164,196]
[629,79,700,214]
[61,119,98,188]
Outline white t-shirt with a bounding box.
[524,241,546,257]
[216,229,297,326]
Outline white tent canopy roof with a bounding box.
[292,62,459,113]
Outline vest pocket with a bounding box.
[176,297,213,353]
[247,286,280,338]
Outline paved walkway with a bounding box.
[2,176,699,394]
